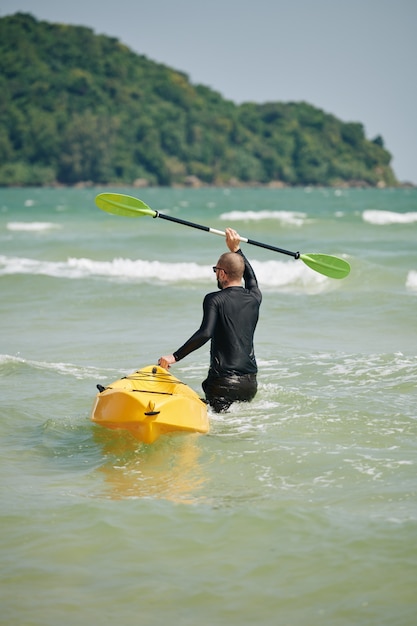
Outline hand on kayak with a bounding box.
[158,354,176,370]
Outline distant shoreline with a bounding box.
[1,181,415,190]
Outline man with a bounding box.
[158,228,262,412]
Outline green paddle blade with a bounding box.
[95,193,156,218]
[300,253,350,279]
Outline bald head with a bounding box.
[217,252,245,283]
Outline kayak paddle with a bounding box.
[95,193,350,279]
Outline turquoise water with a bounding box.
[1,186,416,625]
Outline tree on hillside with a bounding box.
[0,12,397,187]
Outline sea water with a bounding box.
[1,186,416,625]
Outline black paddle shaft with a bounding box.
[155,211,300,259]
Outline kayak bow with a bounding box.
[91,365,209,444]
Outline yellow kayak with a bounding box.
[91,365,209,444]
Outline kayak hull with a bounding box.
[91,365,209,444]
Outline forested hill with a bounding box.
[0,12,397,187]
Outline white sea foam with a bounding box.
[406,270,417,292]
[325,352,417,386]
[0,354,116,379]
[0,255,206,282]
[7,221,61,232]
[219,210,307,226]
[362,210,417,225]
[252,259,328,293]
[0,254,330,292]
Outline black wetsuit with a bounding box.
[173,250,262,412]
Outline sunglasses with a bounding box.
[212,266,227,274]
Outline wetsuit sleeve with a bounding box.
[237,249,262,303]
[173,293,218,362]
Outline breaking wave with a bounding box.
[0,254,331,293]
[220,210,307,227]
[362,210,417,225]
[6,221,62,232]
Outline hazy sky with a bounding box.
[2,0,416,183]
